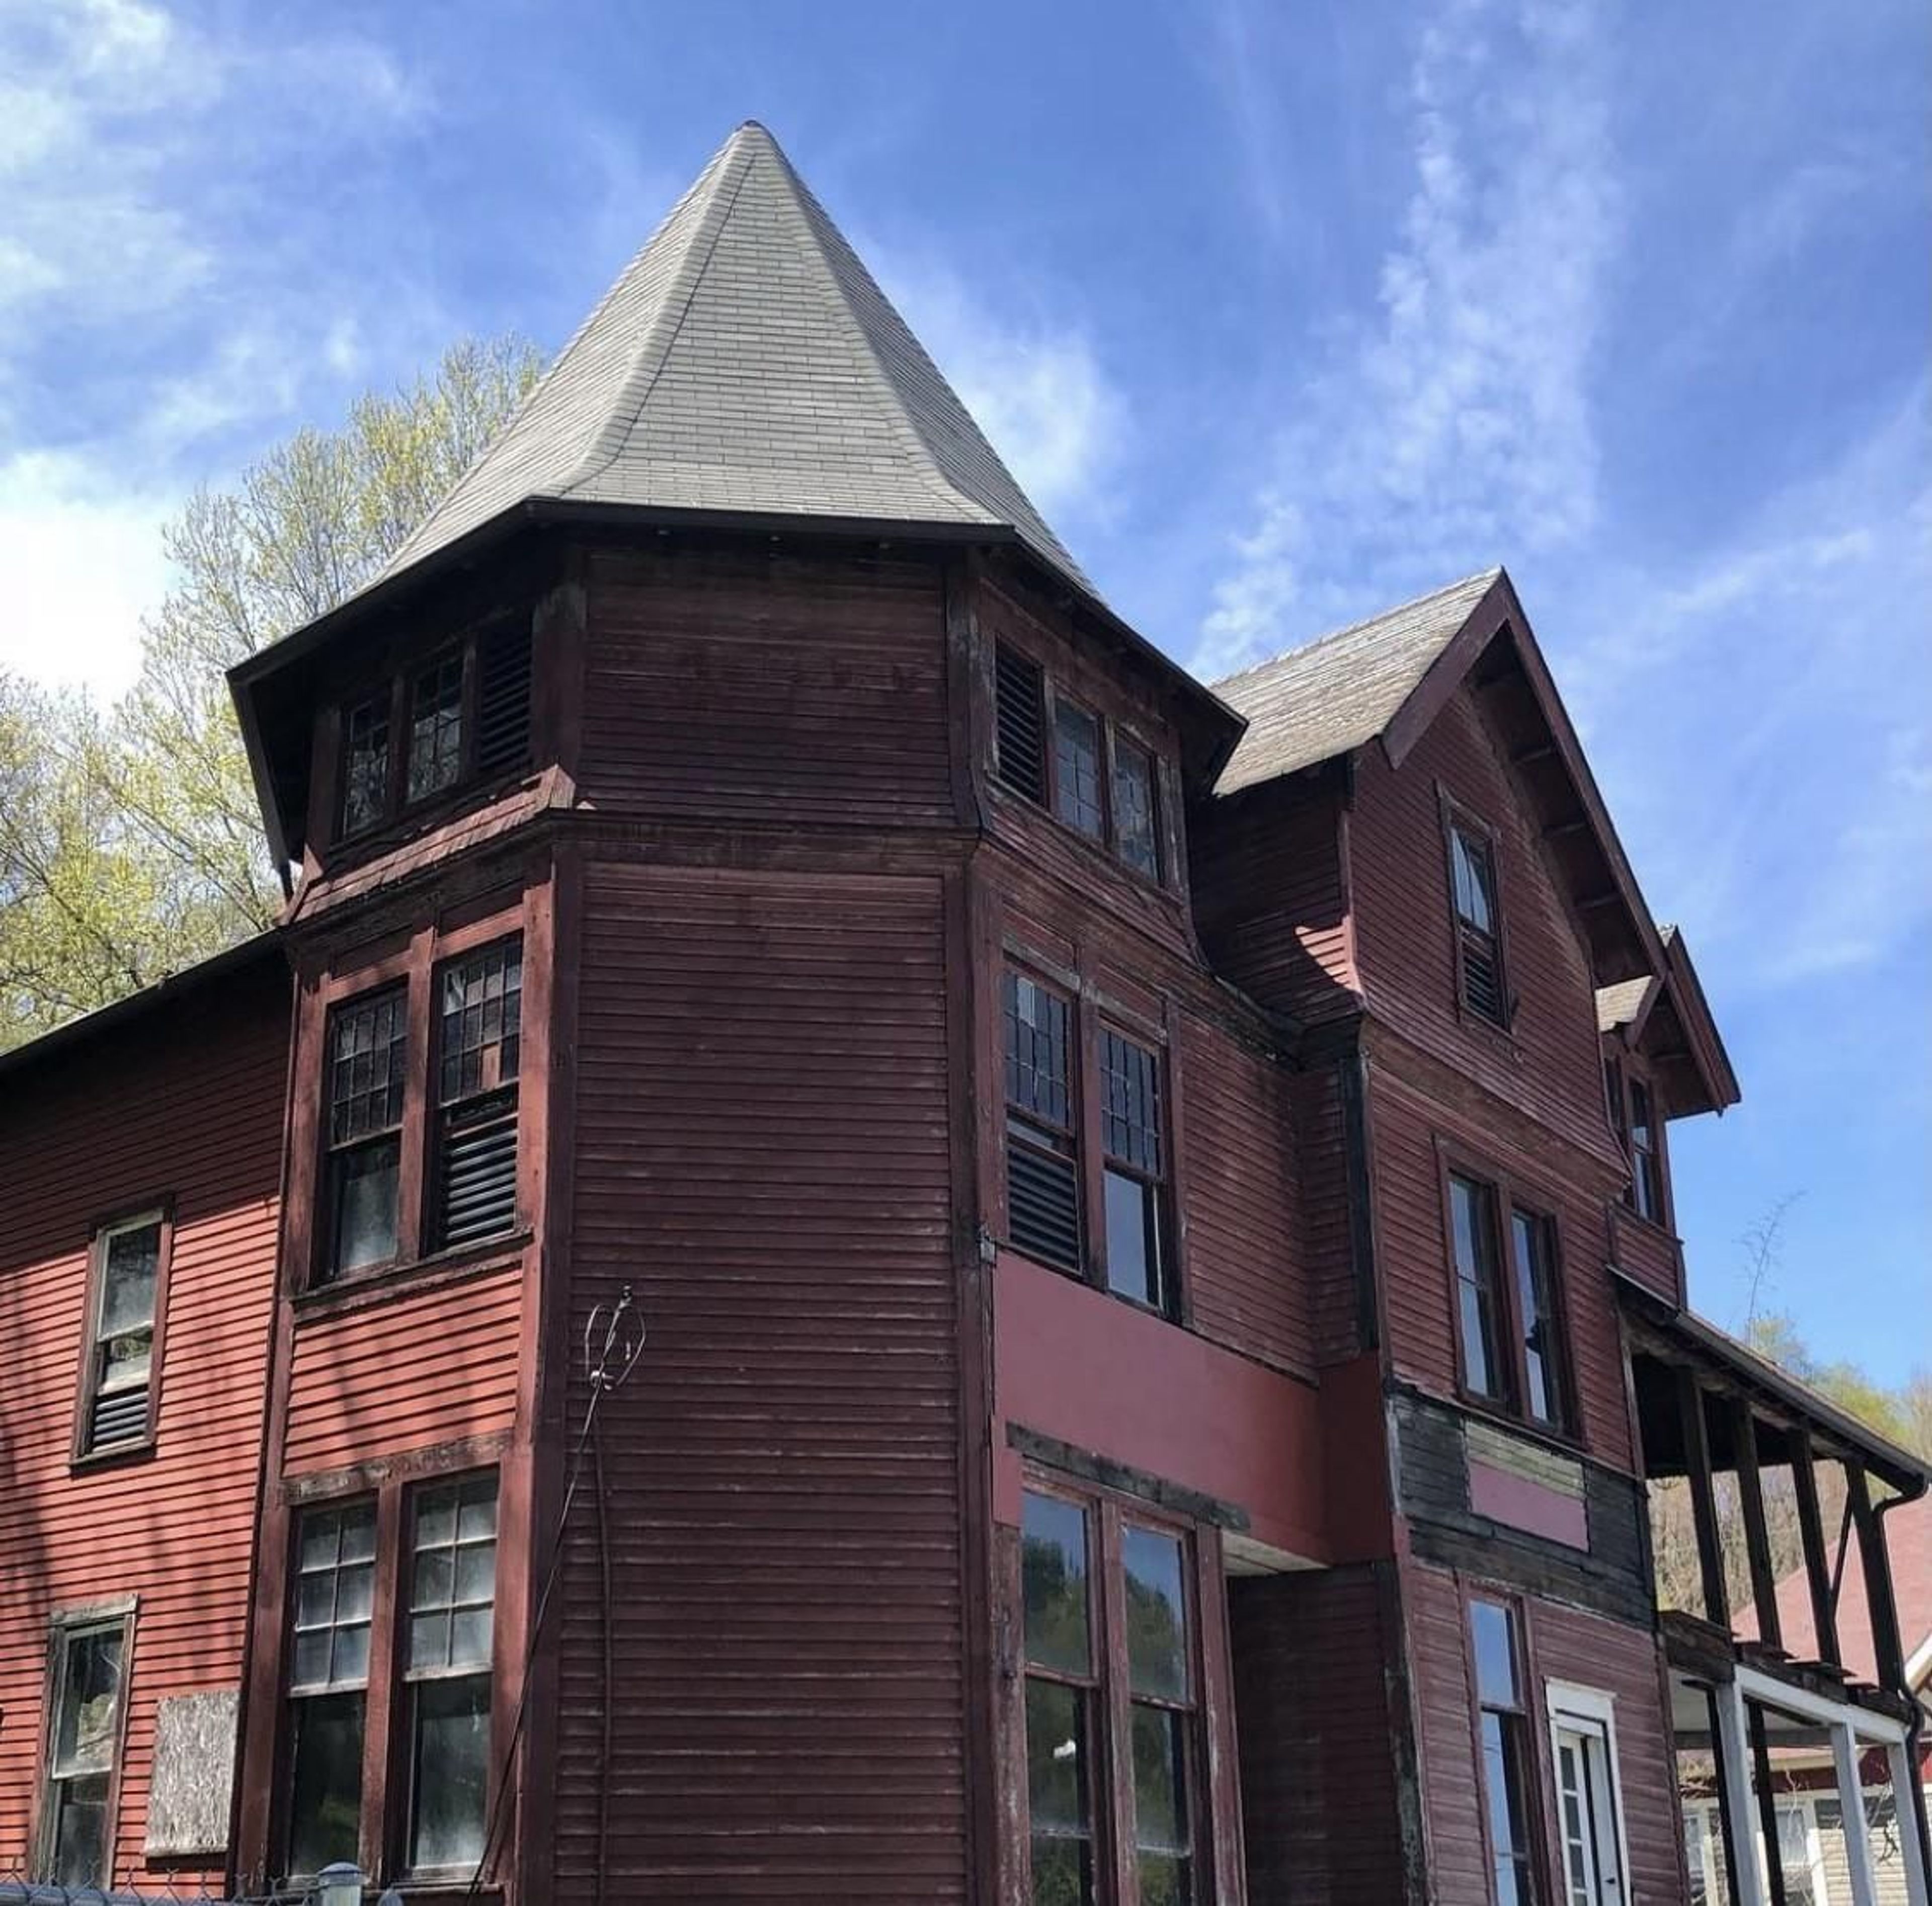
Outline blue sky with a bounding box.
[2,0,1925,1379]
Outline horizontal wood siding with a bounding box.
[1181,1014,1312,1375]
[1352,688,1622,1166]
[1406,1558,1490,1904]
[1371,1069,1634,1472]
[0,961,288,1885]
[564,863,963,1897]
[581,545,954,828]
[1289,1060,1365,1367]
[1611,1201,1684,1304]
[1229,1564,1406,1904]
[281,1262,525,1476]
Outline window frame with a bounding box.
[1440,792,1514,1033]
[1544,1682,1634,1906]
[1465,1592,1544,1906]
[34,1601,137,1889]
[428,939,525,1255]
[70,1203,175,1465]
[1015,1474,1220,1906]
[319,983,412,1284]
[990,638,1171,890]
[1605,1055,1673,1232]
[1437,1143,1578,1443]
[1001,959,1181,1323]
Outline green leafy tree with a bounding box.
[0,336,542,1050]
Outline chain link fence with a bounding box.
[0,1866,406,1904]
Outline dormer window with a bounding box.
[1445,807,1508,1028]
[1606,1057,1670,1227]
[335,617,533,844]
[994,640,1166,884]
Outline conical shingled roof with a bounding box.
[381,121,1092,594]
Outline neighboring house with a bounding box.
[0,121,1925,1906]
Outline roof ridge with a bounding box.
[1210,566,1501,691]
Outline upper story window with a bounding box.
[1003,966,1175,1318]
[1446,810,1509,1028]
[336,617,533,845]
[995,641,1166,884]
[75,1209,170,1457]
[37,1610,130,1888]
[1448,1168,1571,1436]
[314,931,524,1289]
[1469,1599,1538,1906]
[1604,1057,1670,1227]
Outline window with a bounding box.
[432,940,522,1251]
[1020,1487,1205,1906]
[1448,815,1509,1027]
[1448,1166,1573,1435]
[76,1211,168,1455]
[334,617,534,843]
[404,1475,497,1873]
[38,1615,129,1887]
[1005,971,1082,1274]
[323,987,409,1280]
[1548,1690,1629,1906]
[991,640,1166,883]
[1100,1032,1168,1312]
[1771,1802,1823,1906]
[1004,967,1178,1319]
[1626,1078,1665,1225]
[1471,1599,1539,1906]
[285,1500,376,1878]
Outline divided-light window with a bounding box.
[1447,813,1509,1028]
[433,941,523,1252]
[994,642,1165,884]
[1448,1169,1570,1436]
[336,617,534,843]
[1604,1057,1670,1227]
[37,1614,130,1889]
[323,988,409,1280]
[75,1210,169,1455]
[1470,1599,1539,1906]
[1003,967,1174,1319]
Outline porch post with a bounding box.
[1828,1721,1879,1906]
[1885,1737,1930,1906]
[1676,1366,1729,1629]
[1714,1679,1767,1905]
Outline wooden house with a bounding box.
[0,121,1925,1906]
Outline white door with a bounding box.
[1555,1715,1627,1906]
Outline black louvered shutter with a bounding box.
[438,1090,520,1249]
[1461,929,1507,1025]
[475,620,534,780]
[90,1384,149,1449]
[1006,1138,1081,1272]
[995,644,1046,803]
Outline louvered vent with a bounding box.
[1461,931,1507,1026]
[90,1385,149,1449]
[438,1091,519,1249]
[476,620,534,780]
[995,644,1045,803]
[1007,1139,1080,1272]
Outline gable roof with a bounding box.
[379,120,1090,597]
[1211,569,1501,796]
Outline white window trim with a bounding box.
[1545,1681,1635,1905]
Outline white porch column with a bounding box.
[1829,1720,1880,1906]
[1714,1680,1767,1906]
[1886,1738,1930,1906]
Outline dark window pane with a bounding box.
[50,1772,109,1888]
[409,1675,491,1871]
[1020,1493,1090,1675]
[410,1476,499,1677]
[1054,702,1104,838]
[292,1502,377,1693]
[330,1135,400,1275]
[341,694,391,836]
[1100,1033,1162,1175]
[1122,1526,1188,1701]
[327,988,409,1145]
[287,1689,364,1877]
[1104,1169,1162,1309]
[1025,1679,1090,1837]
[1470,1600,1519,1707]
[1113,739,1160,878]
[1139,1852,1193,1906]
[1131,1704,1190,1852]
[1004,973,1071,1129]
[1512,1210,1563,1428]
[1452,826,1496,932]
[1029,1833,1094,1906]
[995,644,1047,806]
[99,1222,159,1335]
[1450,1176,1506,1402]
[407,651,465,803]
[52,1628,123,1778]
[438,941,523,1105]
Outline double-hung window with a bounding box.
[38,1614,130,1887]
[432,941,523,1251]
[1020,1488,1205,1906]
[994,642,1166,884]
[1449,1168,1571,1436]
[1004,967,1176,1319]
[1447,811,1509,1028]
[76,1210,168,1455]
[323,987,409,1280]
[285,1500,376,1879]
[1471,1599,1538,1906]
[1604,1058,1670,1227]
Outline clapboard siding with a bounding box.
[1351,688,1621,1166]
[1370,1070,1634,1473]
[1182,1014,1312,1375]
[581,544,954,827]
[1611,1200,1685,1304]
[561,863,963,1898]
[281,1262,525,1476]
[1407,1559,1491,1903]
[0,955,287,1886]
[1229,1564,1408,1904]
[1290,1059,1366,1367]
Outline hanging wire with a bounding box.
[463,1285,643,1899]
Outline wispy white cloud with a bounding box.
[1195,0,1621,678]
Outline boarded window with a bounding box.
[1054,701,1105,839]
[1100,1031,1169,1314]
[79,1213,164,1452]
[145,1689,239,1858]
[286,1501,376,1878]
[1112,737,1160,879]
[432,939,523,1251]
[995,643,1047,804]
[1450,822,1508,1026]
[324,987,409,1280]
[39,1616,128,1888]
[1004,971,1080,1273]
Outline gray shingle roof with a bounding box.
[1210,569,1502,795]
[379,121,1091,594]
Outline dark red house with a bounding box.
[0,121,1925,1906]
